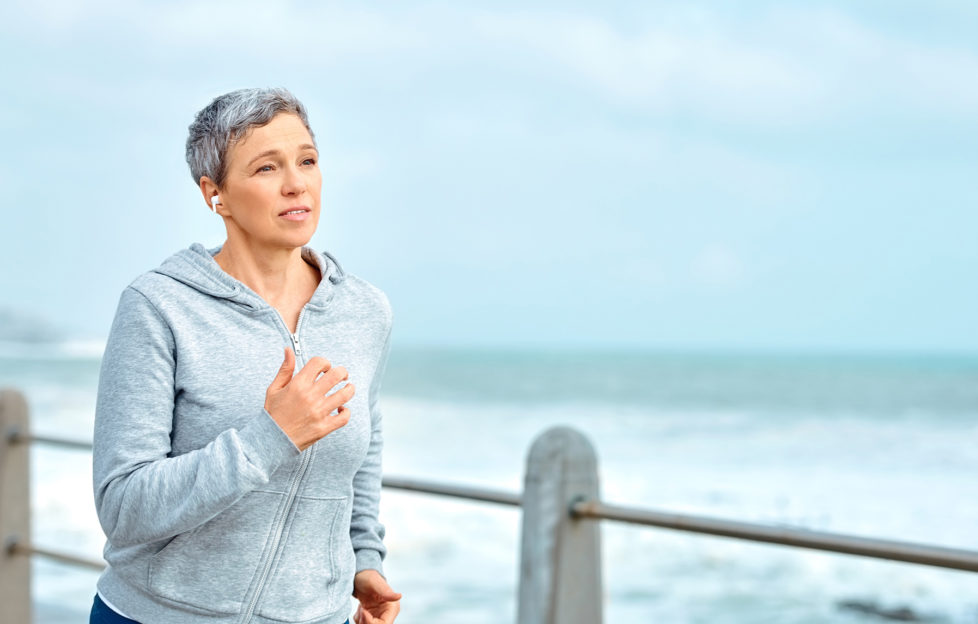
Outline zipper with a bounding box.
[289,307,307,356]
[276,308,306,357]
[239,306,311,623]
[240,450,313,622]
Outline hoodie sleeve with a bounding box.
[93,286,300,548]
[349,320,392,576]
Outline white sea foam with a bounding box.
[0,338,105,360]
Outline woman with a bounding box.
[91,87,401,624]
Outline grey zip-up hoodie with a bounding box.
[93,242,392,624]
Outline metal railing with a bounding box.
[2,387,977,623]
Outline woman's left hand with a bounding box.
[353,569,402,624]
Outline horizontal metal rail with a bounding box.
[382,475,521,506]
[6,538,105,571]
[571,500,978,573]
[8,430,93,452]
[11,431,978,574]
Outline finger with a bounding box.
[294,355,332,385]
[367,576,402,603]
[370,587,402,602]
[268,347,296,391]
[379,602,401,624]
[315,405,352,437]
[319,383,355,415]
[359,608,378,624]
[324,405,352,432]
[313,364,349,390]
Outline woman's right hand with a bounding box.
[264,347,355,451]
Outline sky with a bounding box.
[1,0,976,352]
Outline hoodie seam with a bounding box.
[170,253,239,297]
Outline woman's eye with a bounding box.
[302,158,317,166]
[257,164,273,173]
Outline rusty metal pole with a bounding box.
[1,389,32,624]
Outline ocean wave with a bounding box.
[0,339,105,360]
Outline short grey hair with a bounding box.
[185,87,316,189]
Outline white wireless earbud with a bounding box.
[210,195,221,213]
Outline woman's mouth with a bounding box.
[278,207,311,221]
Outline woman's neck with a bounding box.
[212,238,319,309]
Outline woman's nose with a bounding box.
[282,165,307,195]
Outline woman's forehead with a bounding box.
[231,113,315,160]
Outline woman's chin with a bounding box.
[273,220,318,249]
[283,233,316,250]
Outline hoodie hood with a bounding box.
[152,242,347,311]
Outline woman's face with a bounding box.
[218,112,322,252]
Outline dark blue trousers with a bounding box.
[90,593,350,624]
[89,594,140,623]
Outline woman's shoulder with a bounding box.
[123,243,242,303]
[335,271,393,329]
[313,248,392,322]
[340,272,390,305]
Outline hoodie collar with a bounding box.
[153,242,346,311]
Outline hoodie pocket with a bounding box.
[147,491,281,613]
[257,496,353,622]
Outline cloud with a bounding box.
[9,2,976,127]
[808,10,978,117]
[0,0,430,60]
[475,12,820,122]
[472,6,978,125]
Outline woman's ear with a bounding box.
[198,176,223,215]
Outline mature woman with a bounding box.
[91,88,401,624]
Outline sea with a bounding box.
[2,342,977,623]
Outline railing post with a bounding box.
[518,426,603,624]
[0,389,32,624]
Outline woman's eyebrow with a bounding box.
[246,144,318,168]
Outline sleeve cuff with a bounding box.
[237,409,301,477]
[355,549,385,579]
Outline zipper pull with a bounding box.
[291,333,302,355]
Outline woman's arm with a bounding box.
[349,323,393,575]
[93,286,300,548]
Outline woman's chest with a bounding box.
[168,309,383,465]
